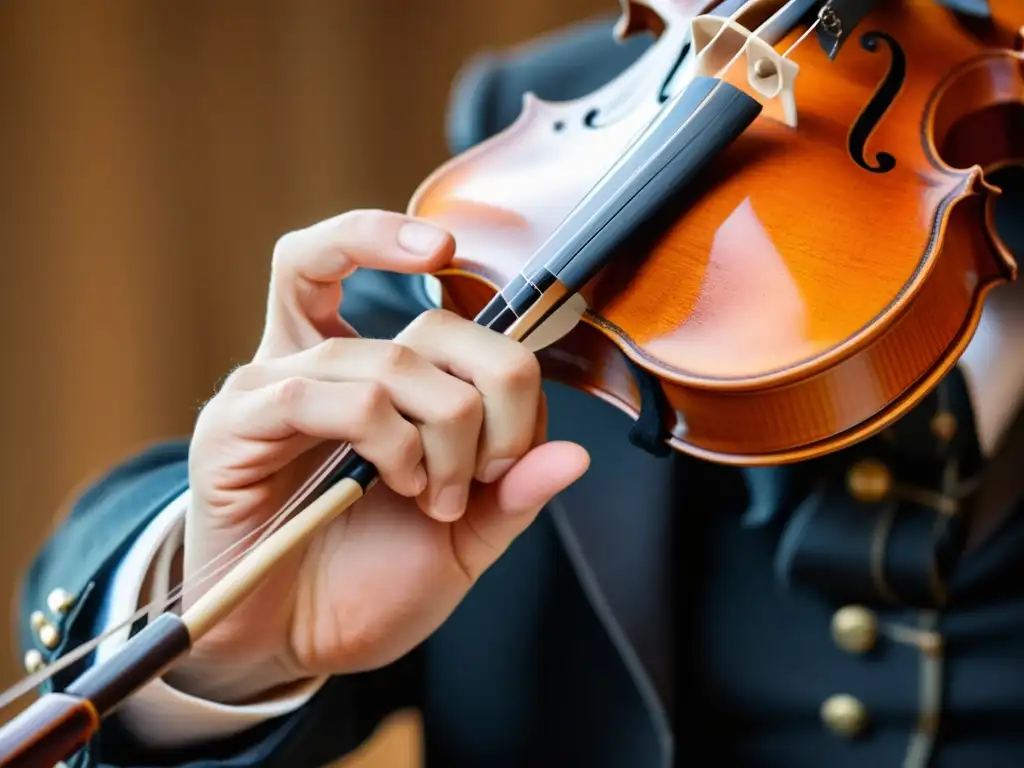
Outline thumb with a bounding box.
[451,441,590,581]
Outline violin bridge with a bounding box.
[690,14,800,128]
[519,292,588,353]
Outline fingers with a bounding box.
[227,337,483,520]
[397,310,542,484]
[220,378,427,497]
[220,309,542,522]
[452,441,590,581]
[260,210,455,357]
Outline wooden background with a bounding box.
[0,1,609,764]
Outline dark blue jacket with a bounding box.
[18,12,1024,768]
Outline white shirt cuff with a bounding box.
[94,489,326,749]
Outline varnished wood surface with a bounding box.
[414,0,1024,464]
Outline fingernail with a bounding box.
[397,221,447,255]
[480,458,515,483]
[432,485,467,522]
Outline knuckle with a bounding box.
[487,429,534,460]
[338,208,382,226]
[353,381,390,415]
[495,346,541,387]
[271,230,303,270]
[271,376,308,409]
[343,382,390,441]
[430,465,464,488]
[376,340,416,374]
[331,209,387,247]
[313,336,347,363]
[436,384,483,426]
[408,307,457,334]
[394,423,423,465]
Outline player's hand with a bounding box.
[173,211,589,703]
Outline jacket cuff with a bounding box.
[94,488,327,749]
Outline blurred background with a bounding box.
[0,1,610,765]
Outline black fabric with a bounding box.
[777,367,982,609]
[624,356,673,457]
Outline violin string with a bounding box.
[0,0,827,710]
[702,0,812,79]
[696,0,785,69]
[506,0,809,296]
[0,445,352,710]
[0,444,355,712]
[150,442,351,612]
[783,13,822,57]
[146,442,355,609]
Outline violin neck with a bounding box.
[474,75,762,350]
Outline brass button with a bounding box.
[46,588,75,616]
[821,694,869,738]
[29,610,46,631]
[931,412,957,442]
[23,649,44,674]
[846,459,892,503]
[831,605,878,654]
[37,622,60,650]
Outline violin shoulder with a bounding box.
[445,15,650,154]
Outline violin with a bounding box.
[417,0,1023,465]
[0,0,1020,764]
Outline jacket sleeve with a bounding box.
[16,410,425,767]
[17,441,193,766]
[15,14,653,768]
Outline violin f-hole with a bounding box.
[847,31,907,174]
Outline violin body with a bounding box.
[410,0,1023,465]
